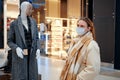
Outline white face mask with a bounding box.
[76,27,86,36]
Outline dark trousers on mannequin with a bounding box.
[23,49,30,80]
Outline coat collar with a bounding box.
[17,16,35,45]
[29,17,35,38]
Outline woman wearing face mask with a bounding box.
[60,17,101,80]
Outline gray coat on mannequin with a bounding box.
[7,1,40,80]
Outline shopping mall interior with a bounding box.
[0,0,120,80]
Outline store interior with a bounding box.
[5,0,85,58]
[0,0,120,80]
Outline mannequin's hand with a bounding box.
[36,49,40,59]
[16,47,24,59]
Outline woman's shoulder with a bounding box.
[88,40,100,50]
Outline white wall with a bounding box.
[7,4,19,18]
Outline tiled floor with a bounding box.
[0,56,120,80]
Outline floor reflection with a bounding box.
[37,56,65,80]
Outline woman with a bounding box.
[60,17,101,80]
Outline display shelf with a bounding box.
[44,17,78,57]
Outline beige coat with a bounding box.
[60,32,101,80]
[76,40,101,80]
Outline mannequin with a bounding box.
[16,1,40,59]
[21,2,28,31]
[7,1,40,80]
